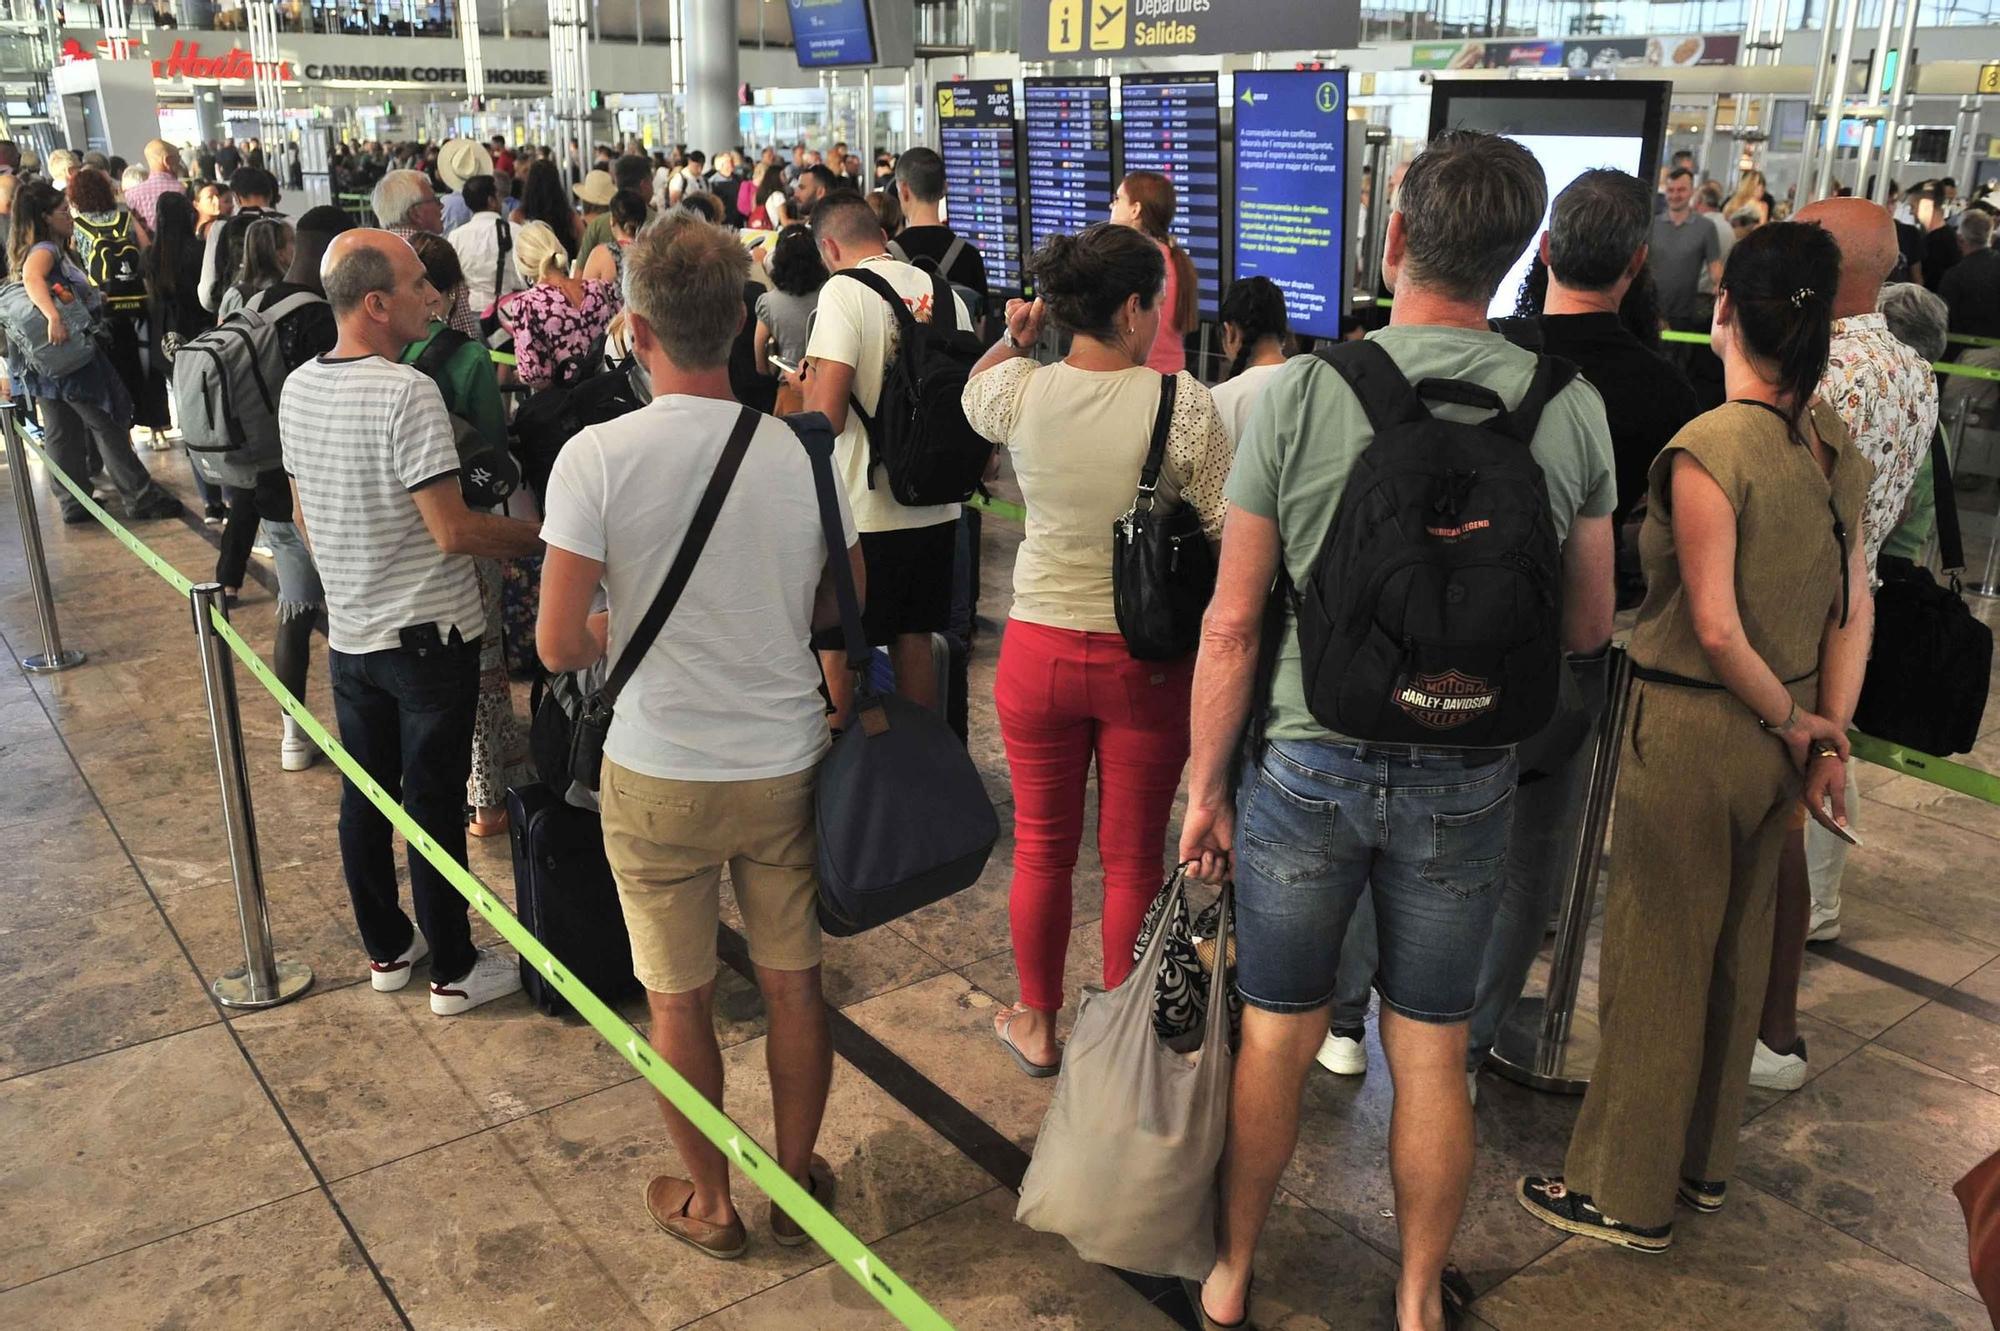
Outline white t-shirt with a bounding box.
[281,355,482,655]
[805,253,969,533]
[449,211,527,316]
[540,394,858,782]
[1207,361,1288,448]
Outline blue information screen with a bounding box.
[1120,73,1223,320]
[786,0,876,67]
[936,79,1023,295]
[1022,77,1113,289]
[1232,70,1349,340]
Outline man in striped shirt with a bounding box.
[283,228,543,1015]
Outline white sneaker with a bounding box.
[280,717,317,772]
[1749,1037,1809,1091]
[369,935,430,991]
[1806,906,1841,943]
[430,948,523,1015]
[1315,1030,1367,1076]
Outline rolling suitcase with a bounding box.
[506,782,644,1017]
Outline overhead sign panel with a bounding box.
[1119,73,1222,320]
[1231,69,1349,341]
[786,0,876,68]
[936,78,1024,296]
[1022,0,1357,62]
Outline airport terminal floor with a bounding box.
[3,440,2000,1330]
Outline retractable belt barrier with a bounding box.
[9,423,957,1331]
[1659,326,2000,382]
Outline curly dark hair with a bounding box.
[767,224,827,297]
[65,166,118,215]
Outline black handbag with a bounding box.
[1112,373,1217,661]
[531,405,760,793]
[1852,426,1993,757]
[789,411,999,936]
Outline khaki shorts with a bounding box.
[598,759,824,995]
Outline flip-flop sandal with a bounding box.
[1180,1275,1254,1331]
[992,1005,1060,1078]
[645,1175,748,1260]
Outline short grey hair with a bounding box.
[1961,209,1994,251]
[370,169,433,228]
[1878,282,1949,362]
[1548,169,1651,292]
[322,240,400,316]
[622,213,750,370]
[1396,130,1548,304]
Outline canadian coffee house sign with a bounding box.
[1021,0,1358,60]
[141,39,548,87]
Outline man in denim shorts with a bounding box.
[1178,131,1616,1331]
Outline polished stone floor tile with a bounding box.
[332,1046,994,1329]
[714,881,948,1013]
[0,897,216,1078]
[0,1190,400,1328]
[886,809,1110,973]
[101,787,315,899]
[1842,798,2000,947]
[1864,769,2000,849]
[0,1023,314,1287]
[1737,1045,2000,1298]
[681,1187,1174,1330]
[1474,1181,1987,1331]
[1742,1011,1871,1122]
[158,857,371,1010]
[232,975,640,1181]
[959,915,1109,1028]
[1797,894,1998,1038]
[0,734,98,835]
[1877,1000,2000,1096]
[0,806,155,928]
[1215,1188,1406,1330]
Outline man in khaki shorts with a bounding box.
[537,212,863,1259]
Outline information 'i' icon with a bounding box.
[1047,0,1082,52]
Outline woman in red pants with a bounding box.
[962,223,1236,1075]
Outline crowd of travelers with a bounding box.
[0,119,1981,1331]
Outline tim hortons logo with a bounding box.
[153,41,294,81]
[1393,668,1499,730]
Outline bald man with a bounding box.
[282,229,541,1018]
[1751,197,1938,1093]
[125,138,184,236]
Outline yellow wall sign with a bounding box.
[1022,0,1358,61]
[1980,63,2000,95]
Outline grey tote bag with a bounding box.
[1014,870,1234,1280]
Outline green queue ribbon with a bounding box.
[967,493,1027,523]
[17,433,959,1331]
[1848,731,2000,806]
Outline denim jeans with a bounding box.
[1233,739,1518,1023]
[330,636,481,985]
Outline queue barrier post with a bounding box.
[2,400,85,674]
[190,581,313,1010]
[1489,645,1634,1094]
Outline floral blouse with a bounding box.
[1819,312,1939,581]
[502,278,619,390]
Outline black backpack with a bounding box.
[841,265,990,506]
[508,336,646,502]
[1852,427,1992,755]
[73,213,147,314]
[1294,340,1577,747]
[409,326,522,509]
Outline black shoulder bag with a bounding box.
[530,405,759,793]
[1112,372,1217,661]
[1852,425,1994,756]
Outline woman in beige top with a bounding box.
[1523,221,1874,1253]
[962,223,1235,1075]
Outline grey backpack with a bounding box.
[173,288,322,487]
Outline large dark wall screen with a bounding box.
[1120,73,1223,320]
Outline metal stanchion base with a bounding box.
[1971,583,2000,599]
[19,649,85,673]
[212,959,314,1009]
[1487,996,1602,1094]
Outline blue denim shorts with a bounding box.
[1233,738,1518,1023]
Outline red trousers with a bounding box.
[994,618,1193,1013]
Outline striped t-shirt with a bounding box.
[280,354,482,655]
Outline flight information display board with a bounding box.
[1022,77,1113,286]
[1119,73,1223,319]
[785,0,876,67]
[1233,69,1349,339]
[935,79,1023,296]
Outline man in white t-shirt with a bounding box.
[801,191,971,725]
[538,214,861,1260]
[283,230,544,1015]
[448,174,524,319]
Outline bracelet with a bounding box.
[1757,700,1800,735]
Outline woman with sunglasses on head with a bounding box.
[1520,221,1875,1256]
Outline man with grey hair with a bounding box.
[537,215,860,1260]
[1178,128,1616,1331]
[373,168,480,336]
[283,228,542,1017]
[1941,207,2000,340]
